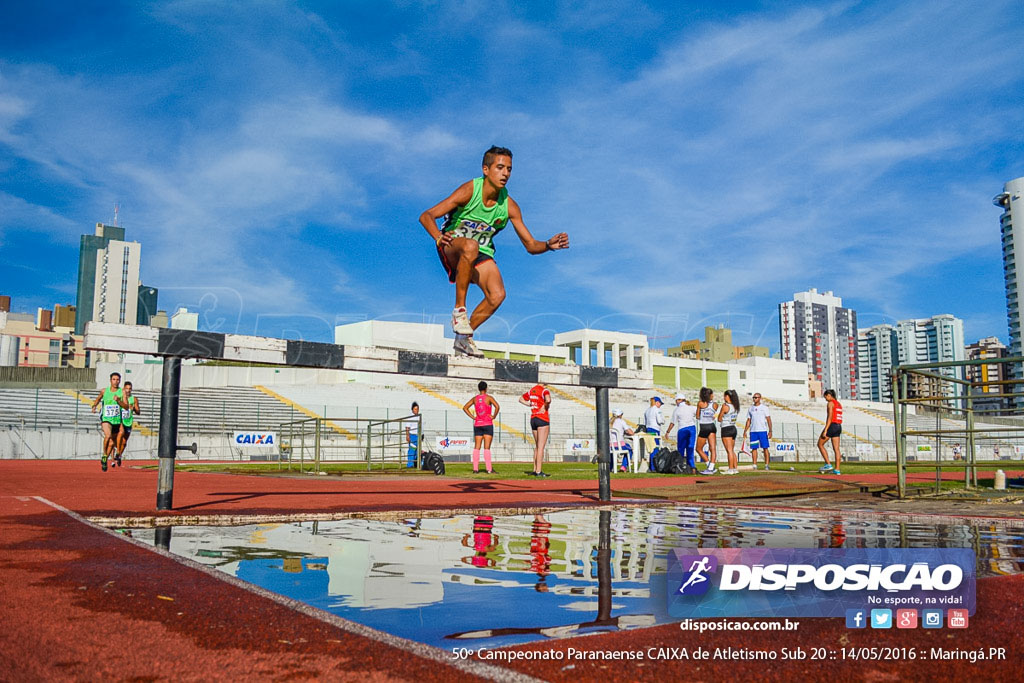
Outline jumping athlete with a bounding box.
[817,389,843,475]
[419,146,570,357]
[90,372,122,471]
[114,381,141,467]
[520,383,552,477]
[463,381,500,474]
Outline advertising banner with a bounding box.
[564,438,596,455]
[233,431,278,447]
[668,548,975,619]
[435,436,472,454]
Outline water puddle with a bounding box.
[133,506,1024,649]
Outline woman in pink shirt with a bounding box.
[463,380,501,474]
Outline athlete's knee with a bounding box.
[457,240,480,259]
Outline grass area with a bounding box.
[160,459,982,480]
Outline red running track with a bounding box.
[1,460,1022,681]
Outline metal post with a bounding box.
[157,358,182,511]
[596,510,611,621]
[154,525,172,551]
[34,388,38,430]
[596,386,611,501]
[897,372,908,498]
[966,392,976,489]
[314,418,321,474]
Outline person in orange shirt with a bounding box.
[817,389,843,475]
[519,383,552,477]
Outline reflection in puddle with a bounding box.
[135,506,1024,649]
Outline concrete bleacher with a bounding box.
[0,386,297,436]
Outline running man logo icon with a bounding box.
[676,555,718,596]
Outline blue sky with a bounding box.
[2,0,1023,352]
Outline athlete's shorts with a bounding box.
[437,240,494,284]
[530,417,550,430]
[826,423,842,438]
[720,425,737,439]
[698,423,717,438]
[101,421,121,435]
[121,425,133,437]
[749,431,770,450]
[473,425,494,437]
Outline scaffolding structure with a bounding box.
[893,356,1024,497]
[279,413,423,474]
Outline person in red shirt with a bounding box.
[519,383,552,477]
[817,389,843,475]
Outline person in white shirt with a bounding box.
[643,396,664,436]
[742,393,773,470]
[610,408,635,471]
[665,393,697,471]
[695,387,718,474]
[717,390,741,474]
[405,402,421,468]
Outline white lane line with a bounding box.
[32,496,544,683]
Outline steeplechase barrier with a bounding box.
[85,322,651,509]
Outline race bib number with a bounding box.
[103,404,119,418]
[450,220,496,248]
[121,409,131,421]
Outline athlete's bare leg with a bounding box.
[444,237,480,310]
[532,424,549,474]
[469,260,506,330]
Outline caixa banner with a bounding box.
[233,432,277,446]
[668,548,975,618]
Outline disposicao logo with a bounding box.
[667,548,975,619]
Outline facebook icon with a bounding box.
[846,609,867,629]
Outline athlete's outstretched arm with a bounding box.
[507,198,569,254]
[419,182,474,247]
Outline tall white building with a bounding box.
[858,324,897,401]
[859,315,965,402]
[91,239,141,326]
[995,177,1024,399]
[779,289,858,399]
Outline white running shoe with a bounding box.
[700,465,716,475]
[452,307,473,335]
[454,334,485,358]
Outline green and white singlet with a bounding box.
[121,396,138,428]
[442,177,509,257]
[100,387,123,425]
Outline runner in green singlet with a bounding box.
[419,146,569,357]
[115,381,141,467]
[90,372,122,472]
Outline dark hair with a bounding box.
[483,146,512,166]
[411,402,419,410]
[823,389,837,399]
[110,372,121,379]
[699,387,713,403]
[725,389,740,411]
[478,381,488,392]
[124,381,132,388]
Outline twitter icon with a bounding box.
[870,609,892,629]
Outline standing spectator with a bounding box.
[742,392,774,470]
[643,397,664,438]
[463,382,500,474]
[718,390,740,475]
[405,402,421,468]
[952,443,962,461]
[695,387,718,474]
[520,383,552,477]
[817,389,843,475]
[666,393,697,472]
[610,408,635,472]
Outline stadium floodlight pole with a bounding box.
[157,357,182,511]
[596,386,611,501]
